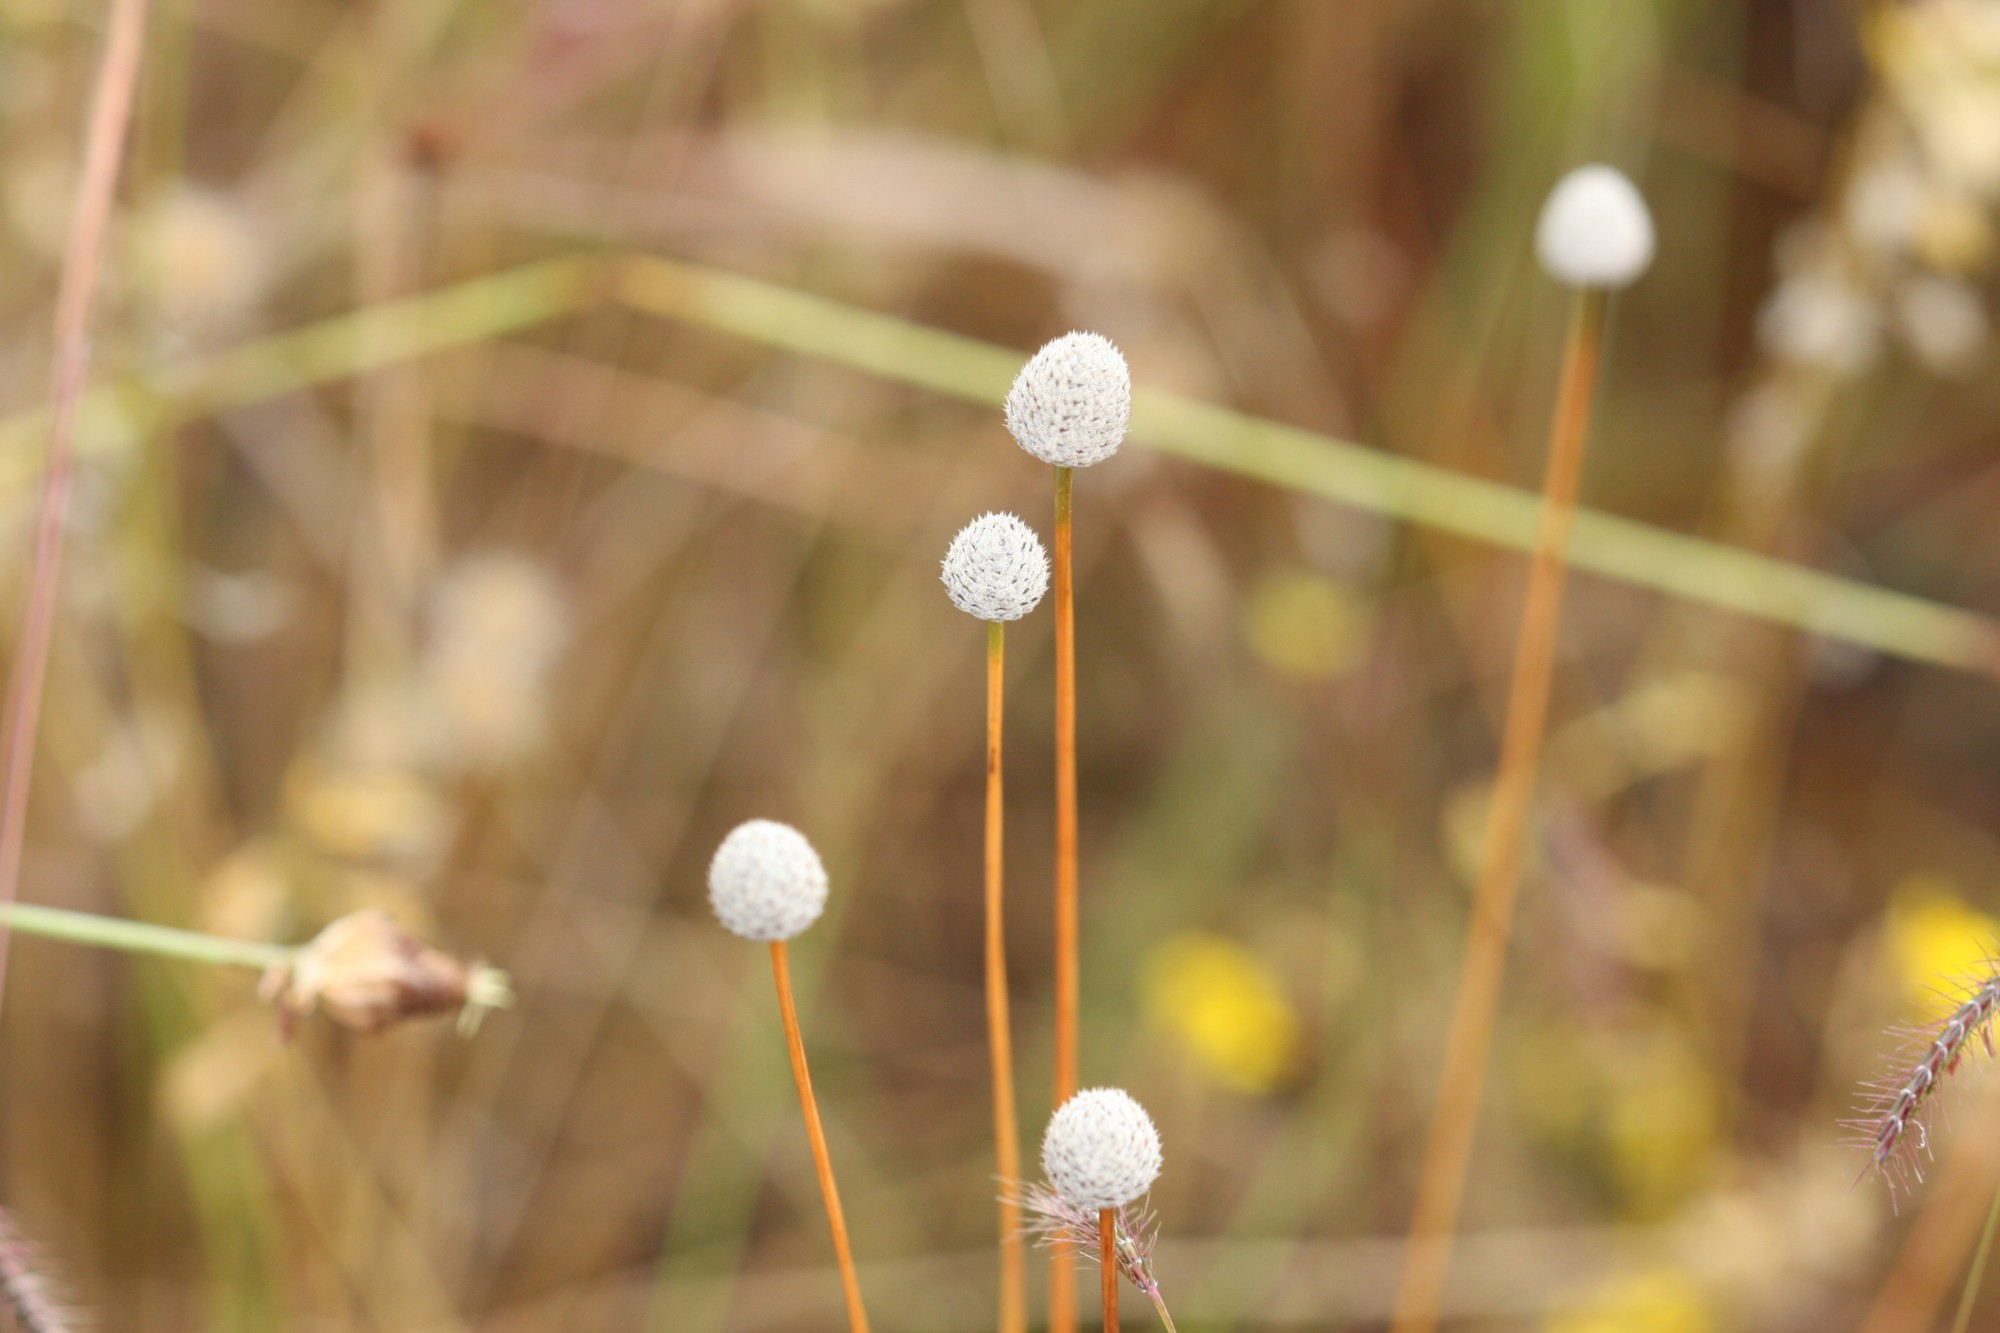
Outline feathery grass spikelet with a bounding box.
[0,1210,79,1333]
[1004,332,1131,468]
[1847,966,2000,1192]
[942,512,1049,622]
[1042,1088,1163,1209]
[1536,165,1656,289]
[708,819,829,942]
[1011,1180,1160,1293]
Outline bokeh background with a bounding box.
[5,0,2000,1328]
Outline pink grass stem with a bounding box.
[0,0,151,1010]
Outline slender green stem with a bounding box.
[7,253,1993,676]
[1952,1176,2000,1333]
[0,902,290,971]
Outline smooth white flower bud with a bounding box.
[1004,332,1131,468]
[1535,165,1655,288]
[708,820,829,942]
[1041,1087,1162,1209]
[942,512,1049,622]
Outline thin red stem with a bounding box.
[0,0,152,1010]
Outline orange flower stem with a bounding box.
[987,621,1026,1333]
[0,0,151,1014]
[770,940,870,1333]
[1051,462,1078,1333]
[1388,287,1607,1333]
[1099,1208,1119,1333]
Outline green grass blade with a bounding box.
[617,254,1999,675]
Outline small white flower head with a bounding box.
[1004,332,1131,468]
[942,512,1050,622]
[708,820,829,942]
[1535,165,1655,288]
[1041,1087,1163,1209]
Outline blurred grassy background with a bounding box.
[4,0,2000,1328]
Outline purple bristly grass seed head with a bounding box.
[1007,1179,1165,1303]
[1846,967,2000,1194]
[0,1210,79,1333]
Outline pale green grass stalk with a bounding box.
[0,902,288,971]
[6,253,1991,675]
[614,255,1997,674]
[1953,1179,2000,1333]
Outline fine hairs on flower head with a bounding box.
[709,819,830,942]
[942,512,1050,623]
[1535,165,1655,289]
[1042,1087,1163,1209]
[1004,331,1131,468]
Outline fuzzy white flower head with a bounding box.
[1041,1087,1162,1209]
[1004,332,1131,468]
[942,512,1050,622]
[708,820,829,942]
[1535,165,1655,288]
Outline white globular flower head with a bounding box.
[1535,165,1656,289]
[1041,1087,1163,1209]
[708,820,829,942]
[942,512,1050,622]
[1004,331,1131,468]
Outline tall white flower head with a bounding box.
[1005,332,1131,468]
[709,820,829,942]
[1041,1087,1163,1209]
[942,512,1050,622]
[1536,165,1655,289]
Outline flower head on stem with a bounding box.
[1005,332,1131,468]
[942,512,1049,623]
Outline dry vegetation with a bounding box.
[4,1,2000,1330]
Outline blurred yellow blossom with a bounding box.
[1141,932,1301,1094]
[1513,1018,1721,1217]
[1544,1269,1712,1333]
[1242,569,1368,681]
[1441,779,1495,886]
[285,757,449,867]
[1602,1030,1723,1216]
[1884,875,2000,1003]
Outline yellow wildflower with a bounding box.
[1141,932,1301,1094]
[1544,1269,1712,1333]
[1884,875,2000,1004]
[1242,569,1367,681]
